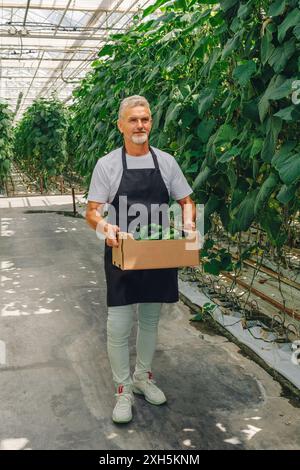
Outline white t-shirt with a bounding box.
[87,146,193,204]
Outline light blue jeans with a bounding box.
[107,303,162,388]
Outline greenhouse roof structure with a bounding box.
[0,0,156,120]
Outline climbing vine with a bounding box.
[14,98,69,190]
[69,0,299,262]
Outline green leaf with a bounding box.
[197,89,215,117]
[219,251,232,271]
[268,77,295,100]
[159,29,182,43]
[258,75,294,122]
[272,151,300,185]
[164,102,182,130]
[274,105,300,121]
[230,188,247,211]
[254,173,279,214]
[272,141,297,167]
[277,8,300,43]
[242,99,260,122]
[202,238,214,251]
[258,95,270,123]
[203,258,222,275]
[97,44,115,58]
[294,24,300,40]
[221,32,241,59]
[218,146,240,163]
[268,38,296,73]
[250,138,263,158]
[173,0,188,9]
[217,200,229,228]
[276,183,297,204]
[237,2,251,20]
[230,189,259,232]
[185,162,199,173]
[180,109,195,127]
[146,65,160,83]
[233,60,256,87]
[197,119,216,143]
[261,33,275,65]
[166,54,187,72]
[268,0,286,17]
[204,194,220,217]
[1,159,10,172]
[214,124,238,144]
[192,166,211,190]
[220,0,239,12]
[142,0,171,18]
[261,116,282,163]
[227,164,237,189]
[259,207,284,246]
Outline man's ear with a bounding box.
[117,119,123,133]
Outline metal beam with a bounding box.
[52,0,146,98]
[2,85,74,88]
[2,76,63,78]
[0,32,121,41]
[1,1,141,14]
[15,0,72,120]
[43,0,140,96]
[0,47,99,52]
[35,0,116,98]
[1,62,88,69]
[0,57,96,61]
[1,1,154,118]
[23,0,31,27]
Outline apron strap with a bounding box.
[121,145,159,170]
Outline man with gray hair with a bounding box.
[86,95,196,424]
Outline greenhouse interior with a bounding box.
[0,0,300,452]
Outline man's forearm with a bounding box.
[182,201,196,229]
[86,210,107,234]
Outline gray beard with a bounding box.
[131,134,148,144]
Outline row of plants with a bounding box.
[67,0,300,273]
[6,0,299,273]
[13,98,69,191]
[0,101,13,189]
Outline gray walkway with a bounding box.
[0,201,300,450]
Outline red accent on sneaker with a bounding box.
[148,372,153,380]
[118,385,124,394]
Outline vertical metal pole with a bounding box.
[60,175,64,194]
[72,187,77,216]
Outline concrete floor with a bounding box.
[0,202,300,450]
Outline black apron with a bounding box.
[104,145,179,307]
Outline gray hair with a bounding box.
[118,95,151,119]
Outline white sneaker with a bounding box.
[112,385,134,424]
[132,371,167,405]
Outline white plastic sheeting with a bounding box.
[179,279,300,391]
[0,0,156,119]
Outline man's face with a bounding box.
[118,106,152,145]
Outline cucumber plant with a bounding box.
[14,98,69,191]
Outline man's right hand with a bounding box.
[104,224,120,247]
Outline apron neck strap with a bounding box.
[122,145,159,170]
